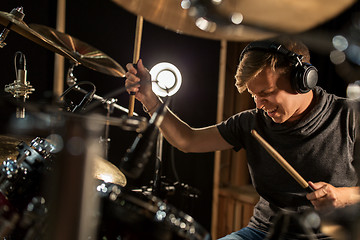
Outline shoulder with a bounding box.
[216,109,259,150]
[220,109,258,126]
[313,86,356,111]
[314,86,360,134]
[217,108,261,137]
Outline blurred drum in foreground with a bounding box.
[96,181,211,240]
[0,137,55,239]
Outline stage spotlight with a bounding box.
[150,62,182,97]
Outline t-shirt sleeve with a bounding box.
[216,111,255,151]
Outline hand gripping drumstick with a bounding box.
[128,15,143,116]
[251,129,315,193]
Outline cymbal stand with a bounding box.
[152,131,163,196]
[66,63,137,159]
[101,99,115,159]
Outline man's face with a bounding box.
[246,67,311,123]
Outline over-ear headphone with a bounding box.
[239,41,318,93]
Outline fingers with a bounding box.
[125,59,151,94]
[306,182,328,201]
[306,182,340,211]
[136,59,151,81]
[137,58,145,70]
[126,62,137,74]
[308,181,316,191]
[125,66,140,93]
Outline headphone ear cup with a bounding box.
[291,64,318,93]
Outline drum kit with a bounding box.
[0,6,210,240]
[0,2,358,239]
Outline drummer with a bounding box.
[125,36,360,239]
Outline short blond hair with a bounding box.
[235,37,311,93]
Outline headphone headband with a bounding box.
[239,40,318,93]
[239,41,303,66]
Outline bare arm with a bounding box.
[158,106,232,153]
[125,60,233,153]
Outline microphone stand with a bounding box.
[67,63,135,116]
[65,64,138,159]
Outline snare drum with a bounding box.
[96,181,211,240]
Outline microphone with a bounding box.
[16,52,27,118]
[4,51,34,118]
[72,90,95,113]
[120,97,170,178]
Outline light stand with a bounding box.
[145,62,183,198]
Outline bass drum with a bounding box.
[96,181,211,240]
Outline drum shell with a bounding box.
[97,182,211,240]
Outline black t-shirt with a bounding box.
[217,87,359,238]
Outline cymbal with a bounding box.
[29,24,126,78]
[0,10,77,62]
[93,155,127,187]
[112,0,355,41]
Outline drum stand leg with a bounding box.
[152,132,163,196]
[102,101,114,160]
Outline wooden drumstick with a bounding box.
[251,129,315,193]
[128,15,143,116]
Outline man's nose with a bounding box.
[254,96,266,109]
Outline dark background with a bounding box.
[0,0,360,235]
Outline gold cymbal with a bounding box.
[93,155,127,187]
[0,10,77,62]
[29,24,126,78]
[112,0,355,41]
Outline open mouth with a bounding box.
[265,107,278,117]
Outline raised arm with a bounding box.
[125,59,232,153]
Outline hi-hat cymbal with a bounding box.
[0,10,77,62]
[112,0,355,41]
[29,24,126,78]
[93,155,127,187]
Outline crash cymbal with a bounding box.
[0,9,77,62]
[93,155,126,187]
[112,0,355,41]
[29,24,125,78]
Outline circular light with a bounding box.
[211,0,222,5]
[347,81,360,99]
[332,35,348,51]
[181,0,191,9]
[231,13,243,25]
[346,44,360,65]
[195,17,217,32]
[329,50,346,65]
[150,62,182,97]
